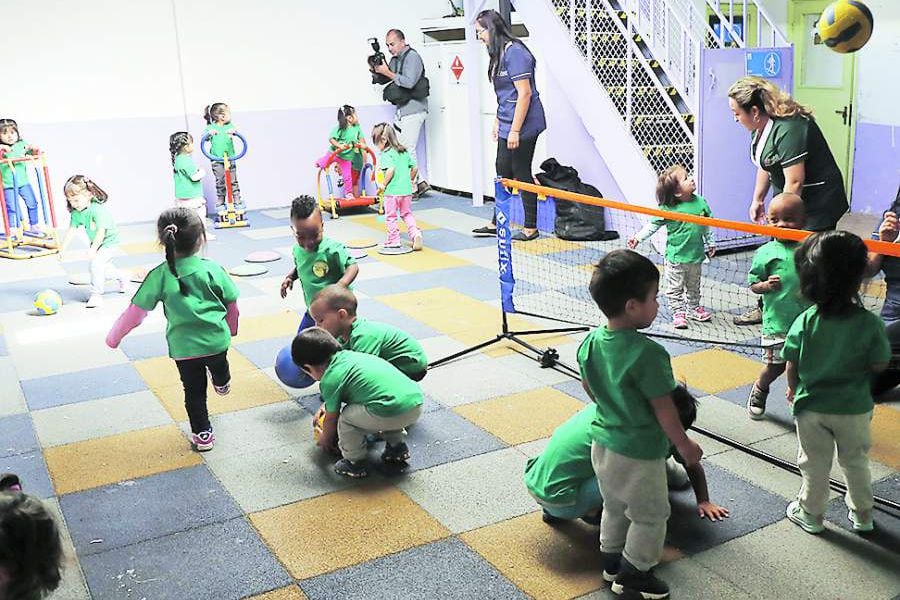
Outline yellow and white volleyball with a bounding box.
[312,405,327,444]
[817,0,874,54]
[33,289,63,315]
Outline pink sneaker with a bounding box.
[688,306,712,322]
[191,430,215,452]
[672,312,688,329]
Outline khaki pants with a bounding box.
[338,403,423,462]
[795,410,873,516]
[591,442,669,572]
[664,260,702,315]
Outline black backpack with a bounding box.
[383,49,430,106]
[534,158,619,241]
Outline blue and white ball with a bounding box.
[33,289,62,315]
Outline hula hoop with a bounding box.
[200,131,248,162]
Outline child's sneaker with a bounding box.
[382,241,402,249]
[848,509,874,533]
[213,381,231,396]
[672,312,688,329]
[411,234,424,251]
[86,293,103,308]
[381,442,410,463]
[688,306,712,322]
[334,458,368,478]
[786,500,824,534]
[747,383,768,419]
[0,473,22,492]
[541,509,562,525]
[191,430,215,452]
[601,552,622,583]
[611,559,669,599]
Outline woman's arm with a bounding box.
[749,168,771,224]
[782,162,806,195]
[508,79,532,150]
[866,211,898,276]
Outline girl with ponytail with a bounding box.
[107,207,240,452]
[169,131,214,240]
[315,105,366,199]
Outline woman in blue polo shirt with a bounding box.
[471,9,547,242]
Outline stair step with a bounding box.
[602,85,680,97]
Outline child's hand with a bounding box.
[280,276,294,299]
[697,501,730,521]
[208,129,218,136]
[676,438,703,467]
[879,212,899,243]
[706,246,717,258]
[766,275,781,291]
[786,387,794,406]
[626,238,638,249]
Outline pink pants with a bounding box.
[316,152,353,197]
[384,194,420,245]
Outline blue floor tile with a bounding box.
[1,452,54,499]
[825,473,900,553]
[553,379,592,404]
[119,332,170,361]
[0,413,38,457]
[300,537,526,600]
[235,335,293,370]
[417,228,497,253]
[355,298,440,340]
[61,465,243,555]
[402,408,506,472]
[22,363,147,411]
[80,517,291,599]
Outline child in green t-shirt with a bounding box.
[106,207,240,453]
[203,102,242,209]
[579,249,703,599]
[58,176,127,309]
[276,196,359,388]
[628,165,716,330]
[169,131,215,240]
[0,119,40,232]
[315,105,365,199]
[782,231,890,535]
[291,327,424,478]
[746,193,811,420]
[525,386,729,527]
[372,122,422,251]
[309,284,427,381]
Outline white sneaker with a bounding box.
[86,294,103,308]
[412,234,424,251]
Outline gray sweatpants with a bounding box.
[664,260,702,315]
[338,403,423,462]
[211,161,241,207]
[591,442,669,572]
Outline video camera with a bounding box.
[367,38,391,85]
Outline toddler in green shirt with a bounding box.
[291,327,424,478]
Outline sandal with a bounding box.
[472,225,497,236]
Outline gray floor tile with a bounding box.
[46,499,91,600]
[403,408,507,472]
[421,355,545,407]
[2,451,54,498]
[22,363,147,411]
[118,331,170,360]
[0,356,26,416]
[0,412,38,457]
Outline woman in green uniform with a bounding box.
[728,76,848,325]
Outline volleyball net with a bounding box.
[495,178,895,358]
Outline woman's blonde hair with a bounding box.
[371,123,407,153]
[727,76,814,119]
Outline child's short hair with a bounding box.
[0,118,20,142]
[589,249,660,318]
[291,327,342,367]
[0,480,63,599]
[290,195,320,221]
[795,230,867,317]
[671,384,698,429]
[314,284,358,316]
[656,164,685,207]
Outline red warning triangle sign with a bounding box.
[450,55,464,80]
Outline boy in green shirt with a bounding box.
[291,327,424,478]
[746,193,812,419]
[309,284,427,381]
[579,249,703,599]
[276,195,359,388]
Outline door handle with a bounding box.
[835,105,848,126]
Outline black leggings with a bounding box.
[175,351,231,433]
[492,134,540,229]
[873,320,900,397]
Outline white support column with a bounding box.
[464,0,487,207]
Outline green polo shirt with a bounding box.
[578,326,676,460]
[524,405,596,505]
[68,201,119,248]
[752,116,847,231]
[341,317,427,379]
[380,148,416,196]
[174,153,203,199]
[204,123,236,159]
[132,256,239,359]
[782,305,890,415]
[319,350,423,416]
[329,123,362,161]
[0,140,30,188]
[748,239,812,337]
[651,194,712,264]
[292,236,355,307]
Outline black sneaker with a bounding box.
[541,509,562,525]
[381,442,410,463]
[611,560,669,599]
[601,552,622,583]
[733,306,762,325]
[747,383,768,420]
[334,458,369,478]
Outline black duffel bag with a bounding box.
[535,158,619,241]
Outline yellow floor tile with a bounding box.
[368,247,470,273]
[672,348,761,394]
[871,404,900,471]
[44,425,201,495]
[151,368,288,422]
[134,350,259,390]
[233,310,302,344]
[119,240,162,255]
[453,387,584,445]
[461,511,684,600]
[349,214,439,232]
[245,586,308,600]
[515,237,585,256]
[250,483,449,579]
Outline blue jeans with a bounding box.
[537,477,603,520]
[3,184,38,228]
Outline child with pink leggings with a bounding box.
[372,122,423,251]
[316,105,364,199]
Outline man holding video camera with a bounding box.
[371,28,430,197]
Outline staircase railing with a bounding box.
[704,0,791,48]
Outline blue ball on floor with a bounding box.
[274,344,314,389]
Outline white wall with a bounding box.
[853,0,900,126]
